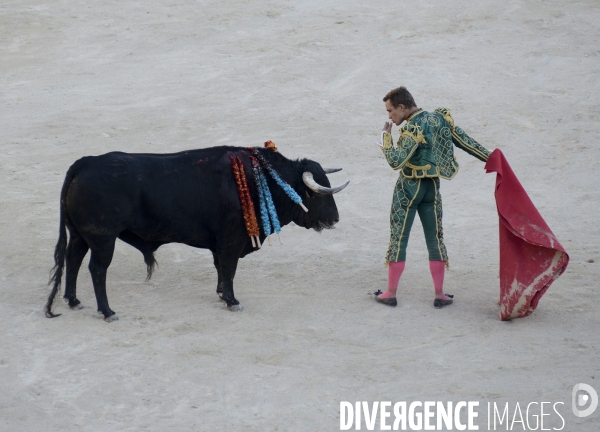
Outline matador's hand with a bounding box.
[376,122,392,147]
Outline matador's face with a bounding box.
[385,100,407,126]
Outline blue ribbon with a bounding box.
[252,162,281,236]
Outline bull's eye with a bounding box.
[305,190,311,199]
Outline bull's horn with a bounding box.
[302,172,349,195]
[324,168,342,174]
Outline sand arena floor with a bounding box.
[1,1,599,430]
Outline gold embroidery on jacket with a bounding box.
[406,162,431,171]
[382,132,393,149]
[435,107,455,129]
[400,123,426,145]
[435,107,490,162]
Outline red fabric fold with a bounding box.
[485,149,569,320]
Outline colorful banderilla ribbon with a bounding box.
[251,156,282,245]
[251,148,308,213]
[230,155,261,248]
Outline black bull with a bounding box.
[45,146,348,321]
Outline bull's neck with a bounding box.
[264,155,301,227]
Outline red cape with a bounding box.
[485,149,569,320]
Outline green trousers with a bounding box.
[386,176,448,264]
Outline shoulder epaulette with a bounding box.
[434,107,455,129]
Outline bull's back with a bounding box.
[65,148,238,244]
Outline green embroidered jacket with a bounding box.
[381,108,491,180]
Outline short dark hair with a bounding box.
[383,87,417,109]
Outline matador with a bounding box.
[375,86,491,308]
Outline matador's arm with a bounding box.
[435,108,491,162]
[452,126,491,162]
[379,128,420,170]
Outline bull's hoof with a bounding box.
[64,298,83,310]
[104,314,119,323]
[228,304,244,312]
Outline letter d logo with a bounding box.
[572,383,598,417]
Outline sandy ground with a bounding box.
[1,0,599,430]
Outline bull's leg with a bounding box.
[63,231,89,309]
[87,237,118,322]
[211,251,224,300]
[217,253,243,312]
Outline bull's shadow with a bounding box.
[45,146,348,322]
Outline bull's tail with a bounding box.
[144,251,158,282]
[45,164,78,318]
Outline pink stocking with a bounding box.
[378,261,405,299]
[429,260,451,300]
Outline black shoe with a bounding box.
[434,294,454,309]
[373,290,397,307]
